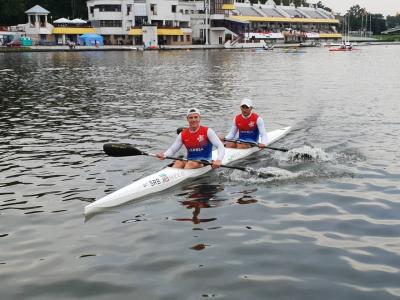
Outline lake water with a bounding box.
[1,46,399,300]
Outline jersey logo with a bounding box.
[249,121,255,128]
[197,135,205,143]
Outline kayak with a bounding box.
[329,48,359,51]
[84,126,291,215]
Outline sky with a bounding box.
[320,0,399,16]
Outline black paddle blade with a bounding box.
[103,143,145,157]
[176,127,186,135]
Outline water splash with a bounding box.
[272,145,365,164]
[226,166,354,185]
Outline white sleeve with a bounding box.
[225,117,238,140]
[164,134,183,157]
[257,117,268,144]
[207,128,225,161]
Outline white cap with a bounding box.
[240,98,253,107]
[186,107,201,117]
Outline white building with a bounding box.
[85,0,341,46]
[87,0,192,46]
[23,5,54,43]
[87,0,134,44]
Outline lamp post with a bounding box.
[205,0,209,44]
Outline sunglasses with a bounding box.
[241,105,250,109]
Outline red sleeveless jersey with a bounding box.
[181,126,212,160]
[235,113,260,142]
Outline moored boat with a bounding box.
[84,126,291,215]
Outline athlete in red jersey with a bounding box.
[222,98,268,149]
[157,108,224,169]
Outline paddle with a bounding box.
[103,143,274,178]
[176,127,311,159]
[223,138,290,152]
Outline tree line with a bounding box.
[0,0,87,25]
[343,5,400,34]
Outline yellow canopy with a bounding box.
[319,33,342,38]
[157,28,184,36]
[230,16,339,24]
[222,4,236,10]
[128,28,184,36]
[52,27,96,34]
[128,28,143,36]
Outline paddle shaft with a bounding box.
[223,138,289,152]
[145,153,248,172]
[103,143,249,173]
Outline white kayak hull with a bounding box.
[84,126,291,215]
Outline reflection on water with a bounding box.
[236,195,258,205]
[174,183,223,224]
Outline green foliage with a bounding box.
[373,34,400,41]
[343,5,387,34]
[316,1,332,12]
[0,0,88,25]
[386,15,400,28]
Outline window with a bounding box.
[96,5,121,12]
[127,4,132,15]
[99,20,122,27]
[172,5,177,13]
[150,4,157,15]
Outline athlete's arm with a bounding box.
[164,133,183,157]
[224,118,238,140]
[257,117,268,145]
[207,128,225,161]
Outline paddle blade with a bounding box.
[176,127,186,135]
[103,143,145,157]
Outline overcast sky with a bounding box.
[320,0,399,16]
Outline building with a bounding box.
[191,0,341,45]
[85,0,341,47]
[23,5,54,44]
[52,18,96,45]
[86,0,135,45]
[86,0,192,46]
[3,1,341,47]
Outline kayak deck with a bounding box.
[84,126,291,215]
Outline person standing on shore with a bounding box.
[221,98,268,149]
[157,108,224,169]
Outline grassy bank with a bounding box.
[0,47,33,53]
[373,35,400,42]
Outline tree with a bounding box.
[0,0,29,25]
[344,5,387,34]
[0,0,88,26]
[372,14,387,34]
[316,1,332,12]
[386,15,400,29]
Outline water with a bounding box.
[1,46,399,299]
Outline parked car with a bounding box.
[7,39,22,47]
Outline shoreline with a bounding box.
[1,41,399,53]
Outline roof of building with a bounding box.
[381,26,400,34]
[232,2,335,21]
[25,5,50,14]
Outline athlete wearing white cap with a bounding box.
[157,108,224,169]
[221,98,268,149]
